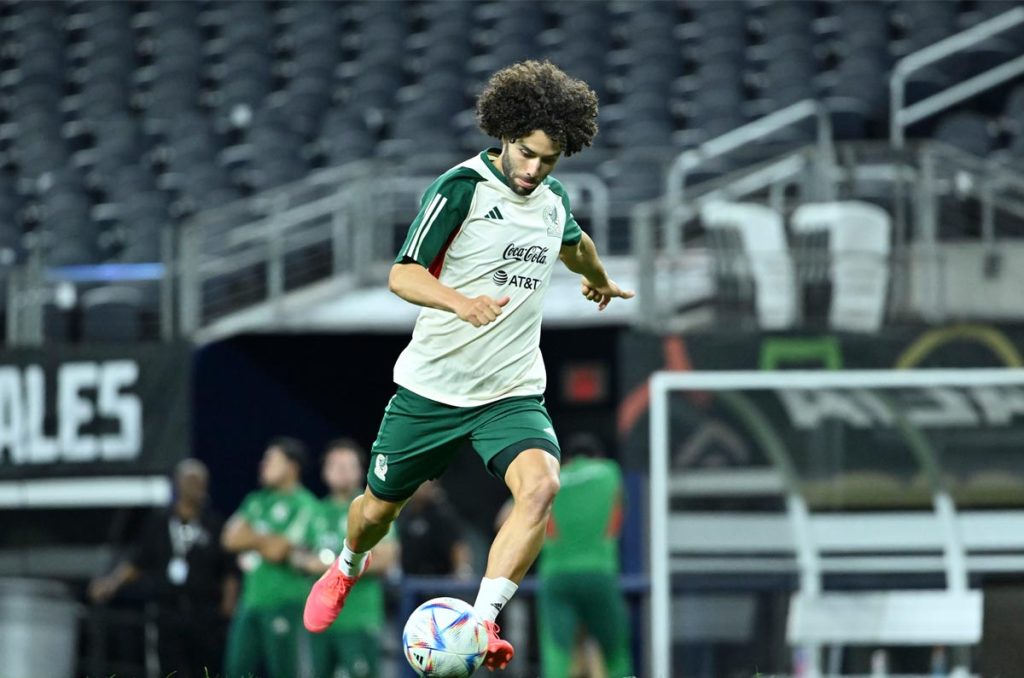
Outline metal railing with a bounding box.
[177,160,611,340]
[177,162,375,336]
[5,244,173,347]
[890,6,1024,148]
[633,140,1024,333]
[664,99,836,251]
[635,142,823,331]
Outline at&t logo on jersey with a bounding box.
[492,269,542,290]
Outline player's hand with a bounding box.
[87,576,118,603]
[456,294,510,327]
[581,277,635,311]
[259,535,292,563]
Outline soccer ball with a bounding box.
[403,597,488,677]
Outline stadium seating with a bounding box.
[0,0,1017,275]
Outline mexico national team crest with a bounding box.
[374,454,389,482]
[543,204,561,237]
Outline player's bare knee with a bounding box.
[517,472,560,520]
[363,494,402,526]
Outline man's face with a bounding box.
[500,130,562,195]
[322,447,363,495]
[259,446,294,489]
[176,465,208,507]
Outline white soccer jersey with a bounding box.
[392,150,583,406]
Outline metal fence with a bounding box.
[174,162,611,341]
[632,139,1024,334]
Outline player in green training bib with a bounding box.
[538,434,633,678]
[292,439,399,678]
[221,438,318,678]
[304,60,633,673]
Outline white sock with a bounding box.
[473,577,518,623]
[336,540,367,577]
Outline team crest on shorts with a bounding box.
[543,204,560,237]
[374,454,389,482]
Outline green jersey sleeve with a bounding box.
[395,168,483,268]
[546,177,583,246]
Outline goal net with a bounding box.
[648,368,1024,677]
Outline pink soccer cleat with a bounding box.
[303,553,371,633]
[482,620,515,671]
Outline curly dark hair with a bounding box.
[476,60,599,157]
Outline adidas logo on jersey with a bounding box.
[485,206,504,220]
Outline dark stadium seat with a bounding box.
[282,74,334,140]
[9,139,65,184]
[320,111,378,166]
[832,54,889,114]
[764,51,818,108]
[136,0,199,30]
[962,35,1018,75]
[897,0,958,53]
[80,285,144,343]
[604,155,669,207]
[0,0,1015,279]
[933,112,994,157]
[0,175,23,264]
[71,78,132,119]
[43,302,75,342]
[214,1,275,48]
[1000,85,1024,136]
[47,229,99,268]
[116,189,170,264]
[904,65,951,106]
[104,165,160,206]
[826,98,873,140]
[835,1,891,45]
[244,108,309,191]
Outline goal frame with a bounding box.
[649,367,1024,678]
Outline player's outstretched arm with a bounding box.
[558,232,635,311]
[389,262,509,327]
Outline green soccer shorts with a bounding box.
[366,386,561,502]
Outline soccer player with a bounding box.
[292,439,398,678]
[304,59,633,672]
[222,437,318,678]
[536,433,632,678]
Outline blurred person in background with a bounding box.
[398,479,475,579]
[88,458,237,678]
[537,433,632,678]
[291,438,399,678]
[221,437,318,678]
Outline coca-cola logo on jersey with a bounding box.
[503,243,548,265]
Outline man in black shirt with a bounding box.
[397,480,474,578]
[89,459,238,678]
